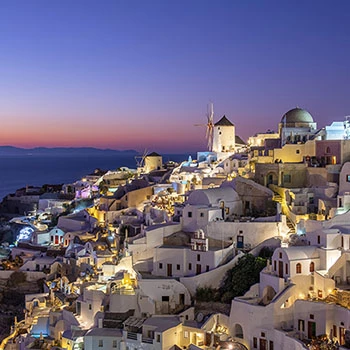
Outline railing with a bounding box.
[142,337,154,344]
[127,332,138,340]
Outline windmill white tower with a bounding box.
[195,103,215,151]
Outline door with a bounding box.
[308,321,316,339]
[278,261,284,278]
[179,293,185,305]
[259,338,267,350]
[339,327,345,345]
[237,235,244,249]
[167,264,172,277]
[196,264,201,275]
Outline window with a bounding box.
[89,304,92,310]
[298,319,305,332]
[225,207,229,214]
[310,262,314,272]
[326,146,331,154]
[296,149,300,154]
[206,265,209,272]
[197,254,200,262]
[347,175,350,182]
[159,263,163,269]
[279,252,282,259]
[317,235,320,244]
[285,263,288,275]
[261,332,265,337]
[269,341,274,350]
[98,339,103,347]
[162,296,169,302]
[253,337,257,348]
[189,263,192,270]
[274,260,276,271]
[113,340,117,348]
[157,334,160,342]
[200,212,204,217]
[177,264,180,270]
[296,263,302,274]
[188,212,192,218]
[283,174,291,183]
[310,314,314,319]
[184,331,189,338]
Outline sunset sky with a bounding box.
[0,0,349,153]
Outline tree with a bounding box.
[219,254,267,303]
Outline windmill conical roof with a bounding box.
[214,115,234,126]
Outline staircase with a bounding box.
[272,193,282,203]
[286,217,296,235]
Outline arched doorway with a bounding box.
[234,323,244,338]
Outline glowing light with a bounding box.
[15,226,34,245]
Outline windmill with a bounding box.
[135,149,148,168]
[194,103,215,151]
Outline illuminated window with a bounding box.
[296,263,302,274]
[347,175,350,182]
[310,262,314,272]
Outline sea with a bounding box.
[0,153,194,201]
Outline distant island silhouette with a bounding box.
[0,146,138,156]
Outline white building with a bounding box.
[212,116,235,153]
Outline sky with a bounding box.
[0,0,349,153]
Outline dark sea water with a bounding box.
[0,153,193,201]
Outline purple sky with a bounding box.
[0,0,349,153]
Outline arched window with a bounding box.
[296,263,302,274]
[326,146,331,154]
[310,262,314,272]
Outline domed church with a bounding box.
[278,107,317,145]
